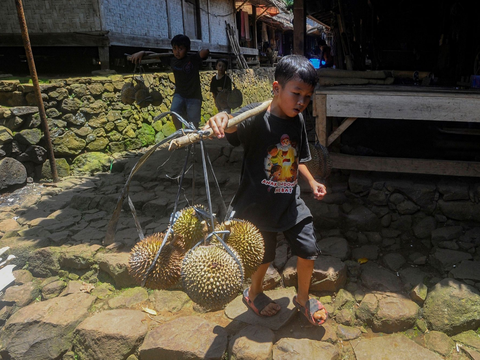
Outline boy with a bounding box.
[210,58,232,113]
[206,55,328,326]
[130,34,209,129]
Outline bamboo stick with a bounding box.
[162,100,272,151]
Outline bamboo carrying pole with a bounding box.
[161,100,272,151]
[14,0,58,182]
[104,100,272,245]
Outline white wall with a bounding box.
[0,0,101,33]
[0,0,235,49]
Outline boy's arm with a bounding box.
[205,112,237,139]
[129,50,161,64]
[199,49,210,59]
[298,163,326,201]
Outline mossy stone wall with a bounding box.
[0,68,274,179]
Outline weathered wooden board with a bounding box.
[317,68,388,79]
[324,94,480,122]
[330,153,480,177]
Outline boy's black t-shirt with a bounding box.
[210,74,232,97]
[170,53,203,100]
[226,103,312,232]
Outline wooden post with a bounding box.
[14,0,58,182]
[98,46,110,70]
[315,94,327,146]
[293,0,305,55]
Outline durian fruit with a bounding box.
[121,82,135,104]
[135,88,152,108]
[172,205,210,249]
[150,90,164,107]
[128,232,186,289]
[181,244,243,310]
[215,219,264,278]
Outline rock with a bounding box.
[352,245,379,261]
[413,216,436,239]
[283,256,347,292]
[452,330,480,352]
[383,253,406,271]
[108,287,148,309]
[16,145,47,164]
[2,282,40,307]
[372,294,420,333]
[317,237,350,260]
[431,226,463,245]
[0,293,95,360]
[0,125,14,144]
[438,200,480,222]
[136,123,155,146]
[424,330,455,357]
[263,263,282,290]
[355,293,378,323]
[0,157,27,190]
[52,130,86,156]
[139,316,227,360]
[360,263,403,292]
[348,172,372,193]
[337,324,362,340]
[410,283,428,305]
[224,288,297,331]
[73,309,148,360]
[352,334,443,360]
[423,278,480,335]
[71,152,112,175]
[344,206,381,231]
[27,247,61,277]
[41,279,66,299]
[59,244,101,270]
[399,267,429,289]
[149,290,191,313]
[14,128,42,145]
[428,248,472,273]
[438,179,470,201]
[41,157,70,179]
[229,325,275,360]
[95,252,137,288]
[450,260,480,282]
[272,338,339,360]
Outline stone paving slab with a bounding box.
[224,287,297,331]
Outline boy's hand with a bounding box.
[129,51,145,64]
[204,112,231,139]
[310,180,327,200]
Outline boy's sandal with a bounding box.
[293,296,328,326]
[242,288,279,317]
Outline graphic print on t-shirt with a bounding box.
[261,134,299,194]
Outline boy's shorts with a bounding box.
[260,217,319,264]
[171,93,201,127]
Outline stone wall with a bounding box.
[0,68,274,185]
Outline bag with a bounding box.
[227,84,243,109]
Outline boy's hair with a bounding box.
[216,58,228,67]
[275,55,319,88]
[171,34,191,51]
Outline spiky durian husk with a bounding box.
[172,205,208,249]
[181,244,244,311]
[215,219,264,278]
[128,232,185,289]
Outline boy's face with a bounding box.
[172,45,188,60]
[272,77,314,119]
[216,62,226,74]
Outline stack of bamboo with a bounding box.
[317,69,433,86]
[226,22,248,69]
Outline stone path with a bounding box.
[1,141,480,360]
